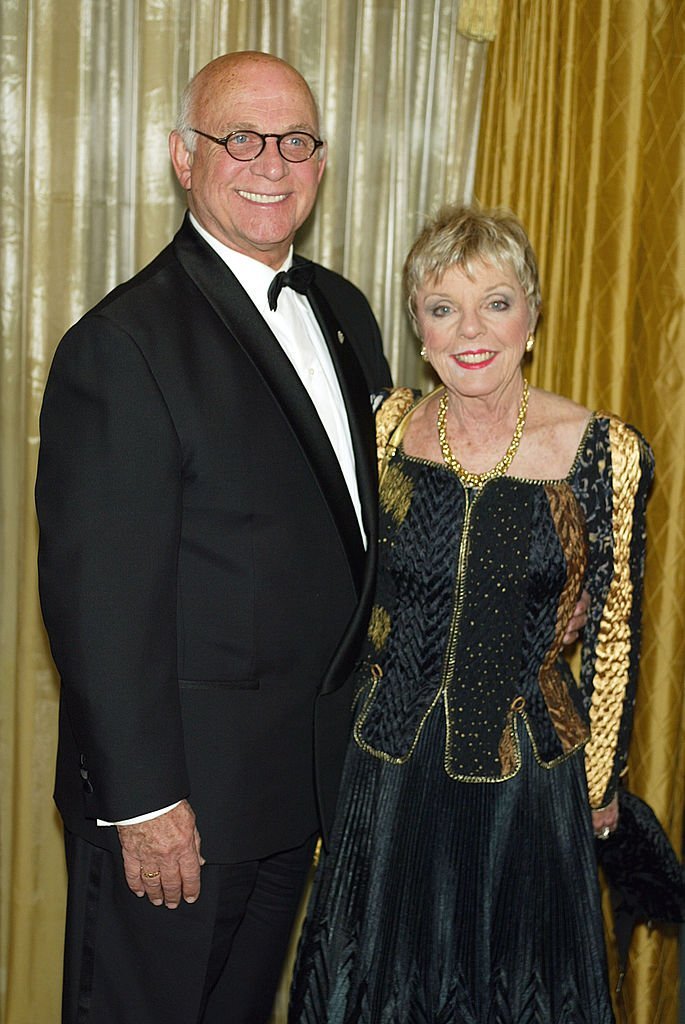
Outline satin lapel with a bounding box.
[173,220,365,590]
[305,277,377,540]
[305,278,380,693]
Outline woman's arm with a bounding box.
[580,417,654,816]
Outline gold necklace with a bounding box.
[437,379,529,488]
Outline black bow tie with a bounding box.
[267,261,315,311]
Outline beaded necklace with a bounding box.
[437,379,529,489]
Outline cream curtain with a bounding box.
[475,2,685,1022]
[0,3,489,1021]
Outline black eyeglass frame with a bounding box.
[189,128,324,163]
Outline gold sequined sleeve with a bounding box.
[375,387,417,477]
[581,416,654,809]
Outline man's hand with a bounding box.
[562,589,590,645]
[117,799,204,909]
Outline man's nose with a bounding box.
[250,137,289,179]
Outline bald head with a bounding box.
[177,52,321,152]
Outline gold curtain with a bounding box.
[475,2,684,1021]
[0,2,489,1021]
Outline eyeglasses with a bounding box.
[190,128,324,163]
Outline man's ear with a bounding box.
[315,141,328,185]
[169,131,193,190]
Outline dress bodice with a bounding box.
[353,406,654,807]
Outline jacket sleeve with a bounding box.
[580,417,654,809]
[35,314,190,821]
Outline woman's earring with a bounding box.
[525,333,535,353]
[420,345,429,361]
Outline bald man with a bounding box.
[37,51,391,1024]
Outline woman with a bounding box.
[289,205,653,1023]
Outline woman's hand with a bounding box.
[592,793,619,839]
[562,589,590,645]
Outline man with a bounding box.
[36,51,391,1023]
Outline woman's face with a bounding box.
[416,259,534,400]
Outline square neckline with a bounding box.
[395,407,597,487]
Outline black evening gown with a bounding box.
[290,408,653,1024]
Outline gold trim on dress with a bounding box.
[379,463,414,527]
[584,417,641,807]
[537,483,590,751]
[375,387,416,475]
[367,605,392,652]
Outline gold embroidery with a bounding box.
[498,709,520,774]
[538,483,590,751]
[584,418,641,807]
[367,605,391,652]
[375,387,415,474]
[379,463,414,526]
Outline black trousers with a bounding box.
[62,829,317,1024]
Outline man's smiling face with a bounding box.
[170,53,326,269]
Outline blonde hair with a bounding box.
[403,204,541,332]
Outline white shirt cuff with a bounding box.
[97,801,182,827]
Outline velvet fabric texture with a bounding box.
[290,710,613,1023]
[290,410,652,1023]
[595,789,685,979]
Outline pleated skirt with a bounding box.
[289,711,614,1024]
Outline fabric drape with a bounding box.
[0,3,487,1022]
[474,3,685,1022]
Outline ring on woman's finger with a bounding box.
[141,869,161,878]
[595,826,612,840]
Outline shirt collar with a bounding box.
[188,213,293,299]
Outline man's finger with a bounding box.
[178,850,202,904]
[122,851,146,897]
[140,867,165,906]
[157,866,184,909]
[194,827,205,866]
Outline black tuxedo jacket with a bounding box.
[36,216,391,862]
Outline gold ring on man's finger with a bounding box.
[141,870,161,878]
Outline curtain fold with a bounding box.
[474,3,684,1021]
[0,3,487,1021]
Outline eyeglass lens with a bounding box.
[226,131,318,162]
